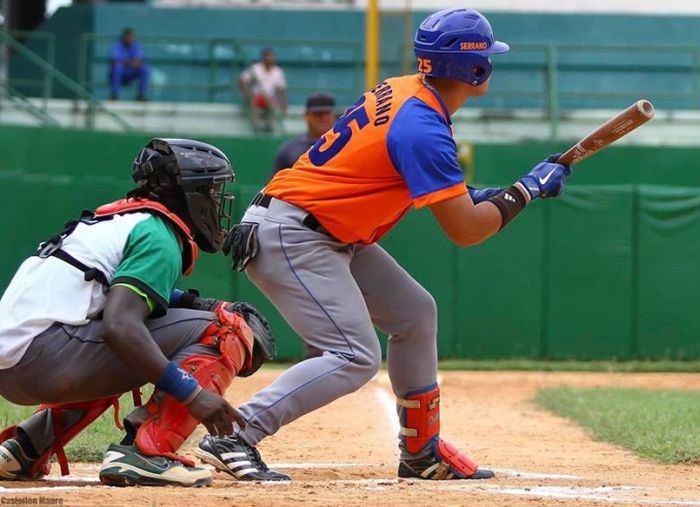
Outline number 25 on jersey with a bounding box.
[309,96,370,166]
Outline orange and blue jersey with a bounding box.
[264,74,467,244]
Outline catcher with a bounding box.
[197,8,572,482]
[0,138,275,487]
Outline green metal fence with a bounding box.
[2,30,55,112]
[1,30,131,130]
[6,30,700,139]
[480,43,700,139]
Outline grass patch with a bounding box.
[438,359,700,372]
[536,387,700,464]
[0,388,152,462]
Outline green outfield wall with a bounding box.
[1,125,700,360]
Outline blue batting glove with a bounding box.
[468,186,503,204]
[517,153,572,200]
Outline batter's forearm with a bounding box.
[454,201,502,247]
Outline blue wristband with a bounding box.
[156,361,200,403]
[169,289,185,306]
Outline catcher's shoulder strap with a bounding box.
[35,198,198,286]
[35,209,111,287]
[95,198,198,276]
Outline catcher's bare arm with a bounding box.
[103,286,245,437]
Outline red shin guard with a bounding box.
[135,305,254,464]
[399,384,441,454]
[0,397,124,478]
[399,384,478,478]
[135,354,233,466]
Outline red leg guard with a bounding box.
[135,354,234,466]
[398,384,441,454]
[208,303,256,374]
[135,304,254,465]
[0,397,121,478]
[399,384,478,478]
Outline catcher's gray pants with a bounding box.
[0,309,215,457]
[237,198,438,447]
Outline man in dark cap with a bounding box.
[269,92,336,179]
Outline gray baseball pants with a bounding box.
[237,198,438,451]
[0,309,216,457]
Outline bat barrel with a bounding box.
[637,100,655,119]
[557,99,655,166]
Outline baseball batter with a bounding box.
[0,139,275,486]
[197,8,573,481]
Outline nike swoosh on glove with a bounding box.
[517,153,573,200]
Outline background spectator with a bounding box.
[110,27,149,101]
[239,48,287,133]
[270,92,336,179]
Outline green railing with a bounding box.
[2,30,55,112]
[7,31,700,139]
[481,43,700,138]
[0,80,61,127]
[77,34,364,105]
[393,41,700,132]
[78,34,248,102]
[0,30,131,131]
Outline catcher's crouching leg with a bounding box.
[135,304,262,464]
[397,384,494,480]
[1,398,123,479]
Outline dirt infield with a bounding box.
[1,370,699,507]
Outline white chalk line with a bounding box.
[491,468,582,480]
[270,463,375,469]
[5,476,700,505]
[373,387,401,434]
[40,464,582,481]
[45,474,99,482]
[486,486,700,507]
[223,480,700,506]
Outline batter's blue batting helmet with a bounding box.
[414,8,510,86]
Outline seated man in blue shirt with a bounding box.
[110,28,149,101]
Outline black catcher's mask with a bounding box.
[131,138,235,253]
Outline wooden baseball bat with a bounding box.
[557,100,655,166]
